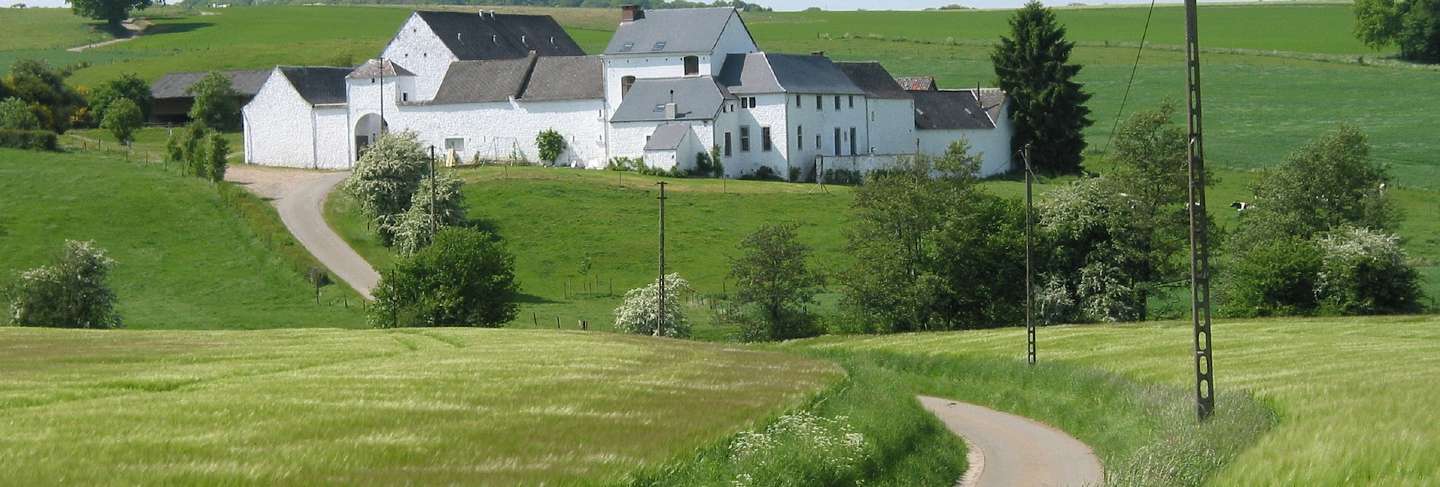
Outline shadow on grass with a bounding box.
[141,22,215,36]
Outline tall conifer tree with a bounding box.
[992,1,1093,174]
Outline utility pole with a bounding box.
[1024,145,1035,366]
[655,181,668,337]
[429,145,438,239]
[1184,0,1216,421]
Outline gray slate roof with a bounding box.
[835,62,911,100]
[426,54,602,105]
[911,89,1003,130]
[279,67,352,105]
[644,124,694,151]
[604,8,746,55]
[611,76,732,123]
[430,54,536,104]
[717,53,864,95]
[896,76,937,91]
[347,58,415,79]
[413,10,584,60]
[522,55,603,101]
[151,69,270,99]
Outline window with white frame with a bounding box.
[444,137,465,153]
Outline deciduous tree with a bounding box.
[729,223,824,341]
[68,0,153,27]
[100,97,142,144]
[187,71,240,131]
[371,227,519,328]
[89,73,152,121]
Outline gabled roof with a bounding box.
[896,76,937,91]
[611,76,732,123]
[521,55,603,101]
[644,124,695,151]
[347,58,414,79]
[429,54,537,104]
[412,10,584,61]
[604,7,744,55]
[836,62,911,100]
[151,69,270,99]
[911,89,1005,130]
[716,53,864,95]
[278,67,351,105]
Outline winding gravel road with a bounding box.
[227,166,380,299]
[919,396,1104,487]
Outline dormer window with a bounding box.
[621,76,636,100]
[683,56,699,76]
[652,41,667,51]
[621,42,635,52]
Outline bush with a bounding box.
[613,273,693,338]
[187,71,241,131]
[390,172,467,255]
[0,97,41,130]
[1218,237,1323,318]
[100,97,143,144]
[535,128,566,164]
[89,73,152,122]
[370,227,519,328]
[822,168,863,185]
[0,129,58,151]
[1316,226,1422,315]
[165,122,227,181]
[343,131,430,246]
[729,223,825,341]
[728,410,869,486]
[5,240,121,328]
[740,165,782,181]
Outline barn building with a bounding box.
[242,6,1013,178]
[151,69,269,124]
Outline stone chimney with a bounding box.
[621,5,644,22]
[664,102,678,120]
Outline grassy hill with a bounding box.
[0,326,838,484]
[327,164,1439,336]
[0,148,363,328]
[791,314,1440,484]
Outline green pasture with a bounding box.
[0,327,838,484]
[796,314,1440,485]
[0,148,363,329]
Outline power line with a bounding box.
[1101,0,1159,157]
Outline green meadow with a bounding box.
[0,327,838,484]
[0,148,363,329]
[794,314,1440,485]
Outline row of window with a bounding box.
[720,125,860,157]
[797,94,856,111]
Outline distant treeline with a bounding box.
[180,0,772,11]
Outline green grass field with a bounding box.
[794,314,1440,484]
[0,148,362,329]
[0,326,838,484]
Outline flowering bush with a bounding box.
[6,240,121,328]
[390,172,467,255]
[1316,226,1422,314]
[612,273,692,338]
[729,410,869,487]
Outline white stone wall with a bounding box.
[712,94,789,178]
[864,98,917,156]
[314,107,351,169]
[709,12,759,76]
[602,56,694,111]
[243,69,318,168]
[782,92,870,180]
[380,14,459,101]
[917,102,1013,178]
[610,120,715,167]
[377,98,609,167]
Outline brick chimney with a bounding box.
[621,5,644,22]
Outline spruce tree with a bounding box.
[992,1,1093,174]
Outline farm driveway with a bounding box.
[227,165,380,299]
[919,396,1103,487]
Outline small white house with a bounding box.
[643,123,703,171]
[242,66,352,169]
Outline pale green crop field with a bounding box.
[0,327,839,485]
[798,315,1440,485]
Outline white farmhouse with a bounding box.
[242,5,1014,178]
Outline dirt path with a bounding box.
[226,165,380,299]
[918,396,1104,487]
[67,19,146,52]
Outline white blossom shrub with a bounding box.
[1315,226,1422,314]
[612,273,692,338]
[343,131,429,246]
[390,172,467,255]
[729,410,869,487]
[6,240,121,328]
